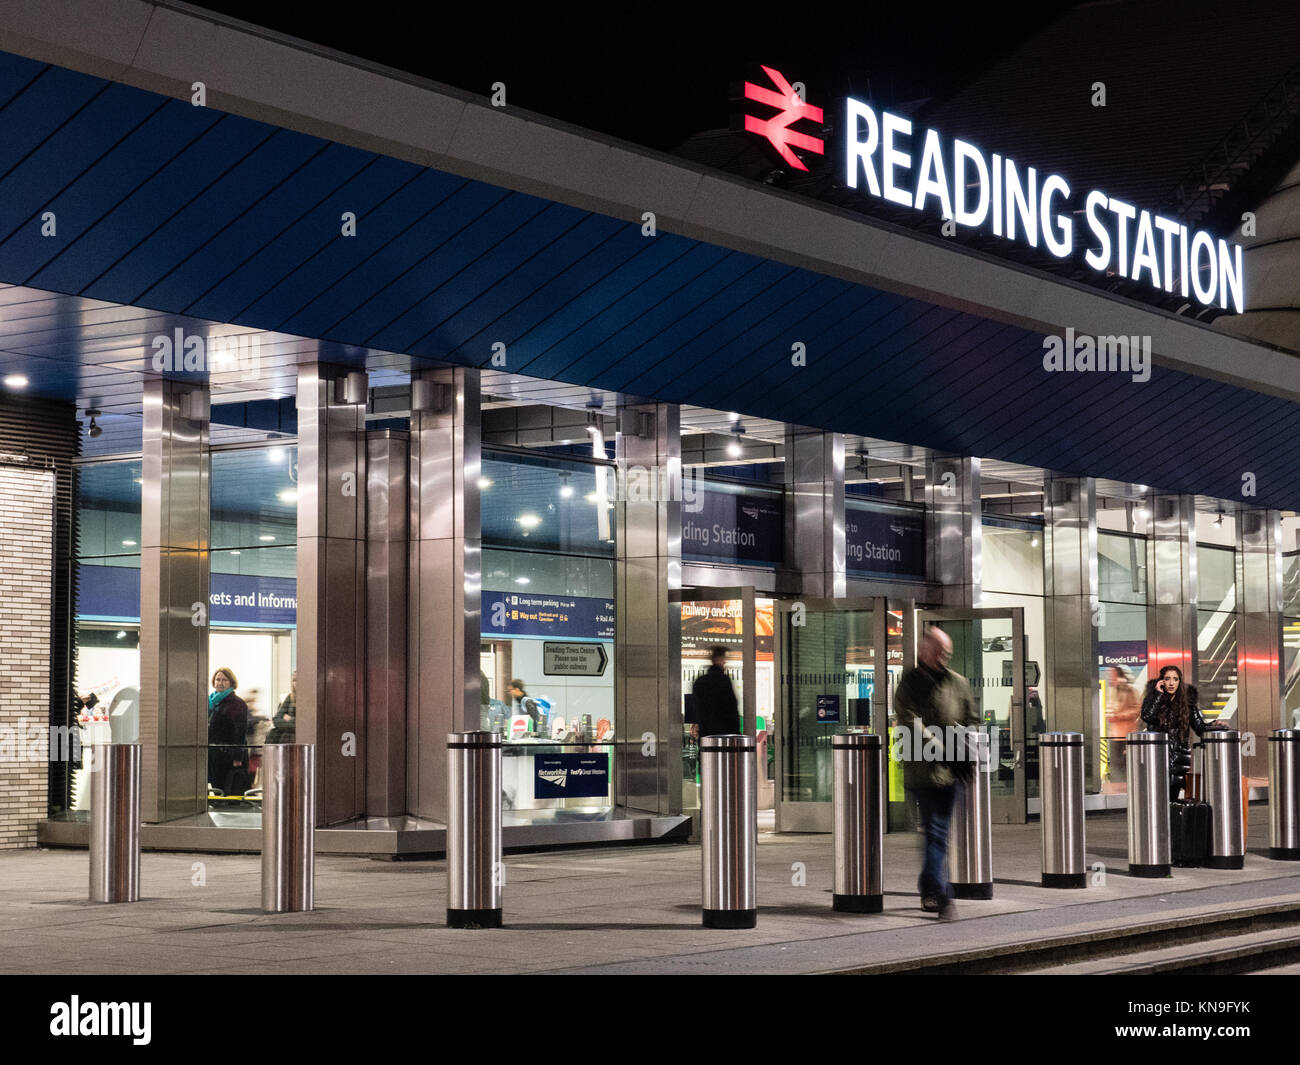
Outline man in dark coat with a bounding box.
[894,626,977,921]
[692,646,740,738]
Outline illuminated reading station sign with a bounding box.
[739,66,1245,314]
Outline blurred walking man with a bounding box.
[893,626,978,920]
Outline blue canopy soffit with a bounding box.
[0,51,1295,510]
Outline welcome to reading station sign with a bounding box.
[738,65,1246,315]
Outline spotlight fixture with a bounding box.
[85,409,102,439]
[727,421,746,459]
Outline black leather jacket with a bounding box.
[1140,681,1210,759]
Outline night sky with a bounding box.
[190,2,1076,150]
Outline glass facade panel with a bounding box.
[1098,531,1147,605]
[207,447,298,806]
[1198,544,1236,611]
[479,447,616,811]
[69,460,144,813]
[481,450,613,556]
[781,607,875,804]
[981,518,1045,596]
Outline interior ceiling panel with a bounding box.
[1,50,1299,509]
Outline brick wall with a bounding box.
[0,465,54,849]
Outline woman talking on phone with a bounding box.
[1140,664,1225,799]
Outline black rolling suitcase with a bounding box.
[1170,799,1212,867]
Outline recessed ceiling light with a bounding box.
[259,534,276,542]
[277,488,298,504]
[517,513,541,529]
[3,374,28,389]
[515,577,530,585]
[121,539,137,547]
[727,411,739,422]
[230,550,240,556]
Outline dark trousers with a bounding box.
[913,784,957,900]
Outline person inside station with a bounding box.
[266,670,297,745]
[690,646,740,739]
[508,678,542,733]
[207,666,250,795]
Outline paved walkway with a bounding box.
[1,811,1295,974]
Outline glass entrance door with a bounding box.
[917,607,1027,824]
[672,587,771,820]
[774,597,888,832]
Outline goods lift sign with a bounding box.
[738,65,1246,314]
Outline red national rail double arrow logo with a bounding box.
[741,65,824,171]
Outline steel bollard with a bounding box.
[701,734,757,928]
[1126,732,1171,878]
[261,743,315,913]
[447,731,502,929]
[1202,731,1244,869]
[951,730,993,898]
[832,730,884,913]
[1040,732,1086,888]
[88,743,141,903]
[1269,729,1300,860]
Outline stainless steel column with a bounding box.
[1146,493,1197,682]
[614,403,681,815]
[410,370,483,822]
[297,364,367,826]
[1126,731,1171,878]
[1202,731,1245,869]
[951,731,993,898]
[88,744,142,903]
[365,430,409,817]
[139,378,209,822]
[926,455,980,608]
[1269,729,1300,860]
[261,744,316,913]
[447,731,502,928]
[783,426,845,599]
[701,734,756,928]
[1239,510,1283,784]
[1043,477,1099,781]
[1040,731,1086,888]
[832,730,883,912]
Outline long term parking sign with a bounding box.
[543,642,609,676]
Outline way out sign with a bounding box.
[543,642,609,677]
